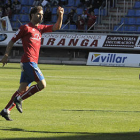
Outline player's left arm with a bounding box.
[52,6,64,31]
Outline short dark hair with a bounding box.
[29,6,43,20]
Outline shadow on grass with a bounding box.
[0,127,140,140]
[0,66,20,70]
[62,109,140,113]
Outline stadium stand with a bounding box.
[134,1,140,9]
[28,0,34,6]
[8,0,138,33]
[10,0,103,31]
[2,0,140,66]
[113,1,140,33]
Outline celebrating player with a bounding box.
[0,6,64,121]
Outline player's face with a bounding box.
[32,10,43,24]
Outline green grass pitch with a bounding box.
[0,63,140,140]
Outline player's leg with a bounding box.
[0,83,29,121]
[14,62,46,113]
[20,79,46,100]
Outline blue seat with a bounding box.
[94,9,99,15]
[100,9,106,16]
[120,17,128,24]
[52,7,57,14]
[61,24,68,30]
[128,26,137,31]
[69,24,76,30]
[113,25,120,31]
[28,0,34,5]
[123,26,129,32]
[113,25,128,32]
[68,8,72,13]
[20,6,29,14]
[63,15,67,23]
[21,0,28,5]
[127,17,136,25]
[11,22,21,30]
[66,0,75,7]
[113,25,122,31]
[136,18,140,25]
[134,1,140,8]
[135,10,140,16]
[12,14,20,22]
[64,7,68,14]
[20,15,30,22]
[75,0,81,6]
[77,8,83,15]
[127,9,135,16]
[137,26,140,32]
[52,15,57,23]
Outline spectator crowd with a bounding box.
[0,0,115,31]
[0,0,21,19]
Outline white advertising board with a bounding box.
[0,33,106,48]
[87,52,140,67]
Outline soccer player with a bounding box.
[0,6,64,121]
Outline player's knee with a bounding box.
[41,82,46,90]
[37,80,46,90]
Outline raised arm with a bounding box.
[52,6,64,31]
[1,40,14,66]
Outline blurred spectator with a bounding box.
[73,9,78,24]
[0,0,5,7]
[44,7,52,23]
[93,0,103,9]
[59,0,68,6]
[80,0,85,5]
[33,0,41,6]
[0,0,5,15]
[4,7,12,19]
[51,0,59,6]
[85,0,90,7]
[12,0,21,14]
[87,4,94,13]
[81,10,87,22]
[65,9,76,24]
[0,7,3,18]
[76,15,85,31]
[5,0,12,9]
[86,10,97,31]
[101,0,106,8]
[91,0,95,4]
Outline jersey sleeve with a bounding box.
[41,25,53,34]
[11,25,27,42]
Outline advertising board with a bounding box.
[87,52,140,67]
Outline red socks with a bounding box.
[21,85,40,100]
[5,90,20,111]
[5,85,40,111]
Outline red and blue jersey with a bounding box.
[11,22,53,63]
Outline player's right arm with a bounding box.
[1,40,14,67]
[1,25,26,67]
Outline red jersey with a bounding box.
[11,22,53,63]
[77,19,85,30]
[87,15,97,27]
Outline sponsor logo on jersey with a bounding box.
[31,34,41,40]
